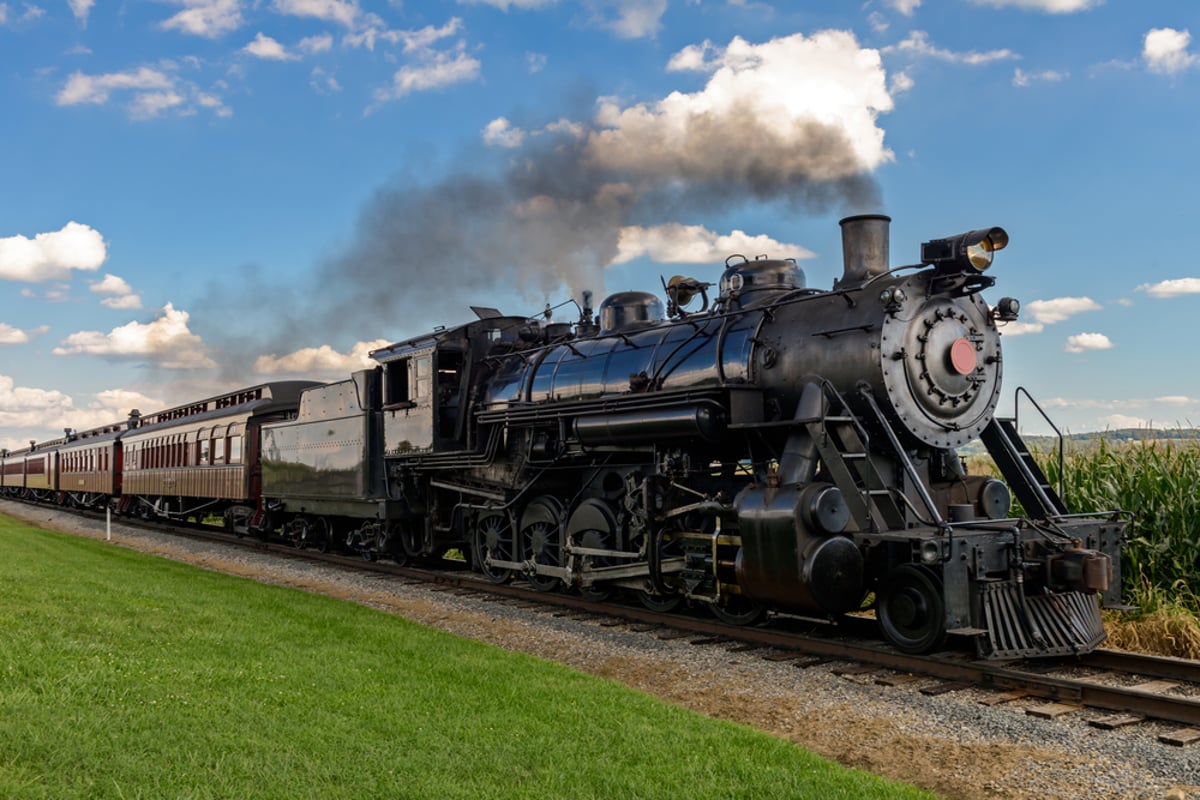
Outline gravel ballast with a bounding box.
[4,500,1198,800]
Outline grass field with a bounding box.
[0,515,932,800]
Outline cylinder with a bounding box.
[838,214,891,286]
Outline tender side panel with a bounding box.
[261,378,372,501]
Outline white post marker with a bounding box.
[106,505,111,541]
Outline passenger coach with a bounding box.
[117,382,319,528]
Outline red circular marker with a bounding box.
[949,337,977,375]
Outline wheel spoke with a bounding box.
[519,497,563,592]
[473,512,513,584]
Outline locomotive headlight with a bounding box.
[920,227,1009,273]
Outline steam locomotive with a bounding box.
[258,214,1124,659]
[0,215,1125,659]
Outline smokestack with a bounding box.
[837,214,891,288]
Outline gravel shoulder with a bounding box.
[4,500,1198,800]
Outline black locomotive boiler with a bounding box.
[260,215,1124,658]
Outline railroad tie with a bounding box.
[1026,703,1083,720]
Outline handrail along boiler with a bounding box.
[260,214,1124,659]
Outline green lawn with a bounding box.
[0,514,934,799]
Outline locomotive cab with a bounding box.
[375,315,539,454]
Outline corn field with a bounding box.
[1040,438,1200,615]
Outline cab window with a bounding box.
[414,355,432,401]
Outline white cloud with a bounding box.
[129,90,186,120]
[1013,67,1068,86]
[44,284,70,302]
[52,302,216,369]
[0,323,49,344]
[0,375,75,443]
[886,31,1019,65]
[482,117,526,148]
[666,41,714,72]
[197,91,233,117]
[611,224,814,266]
[0,379,168,450]
[1064,332,1113,353]
[526,51,547,73]
[310,67,342,94]
[89,273,143,310]
[243,32,298,60]
[584,0,668,39]
[272,0,359,28]
[1156,395,1195,406]
[591,32,894,186]
[1144,28,1199,76]
[968,0,1099,10]
[0,324,27,344]
[72,388,166,430]
[457,0,556,8]
[0,221,107,282]
[99,294,144,310]
[299,33,333,54]
[372,44,481,105]
[997,321,1044,336]
[57,67,174,106]
[1,2,44,25]
[1137,277,1200,298]
[888,0,921,14]
[890,70,914,94]
[254,339,391,376]
[1102,414,1148,429]
[68,0,93,25]
[56,66,229,120]
[395,17,463,53]
[1024,296,1101,324]
[160,0,243,38]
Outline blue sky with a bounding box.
[2,0,1199,449]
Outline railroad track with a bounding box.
[9,499,1200,745]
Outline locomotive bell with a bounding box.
[837,213,891,287]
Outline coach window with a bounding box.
[228,429,243,464]
[212,427,225,465]
[198,429,210,465]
